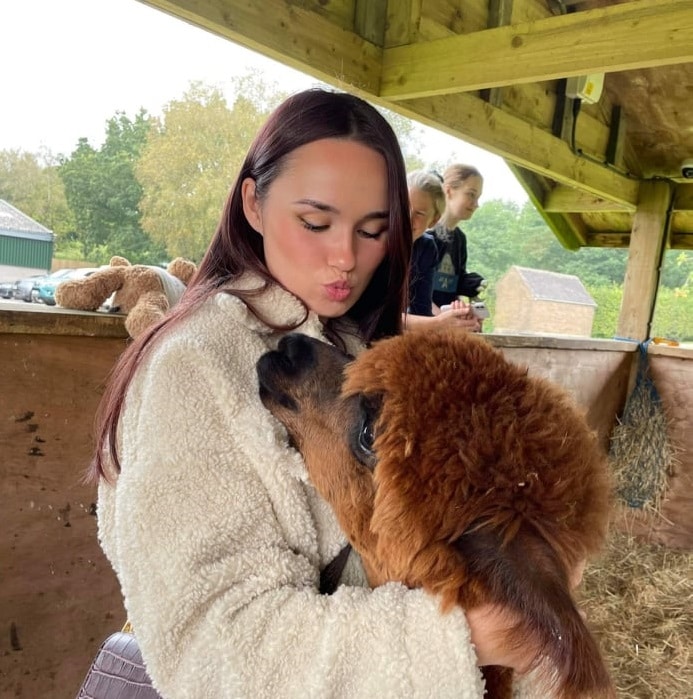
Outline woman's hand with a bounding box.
[466,558,588,672]
[465,603,535,672]
[433,300,482,332]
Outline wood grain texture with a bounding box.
[0,333,127,698]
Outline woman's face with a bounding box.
[408,186,438,241]
[445,175,483,222]
[242,138,390,318]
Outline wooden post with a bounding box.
[354,0,387,46]
[616,180,672,341]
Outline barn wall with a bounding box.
[0,309,128,699]
[0,307,689,696]
[487,334,634,447]
[0,233,54,272]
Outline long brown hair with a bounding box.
[92,88,412,481]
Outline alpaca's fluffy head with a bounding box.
[259,329,611,586]
[351,330,611,582]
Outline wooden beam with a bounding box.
[587,233,632,247]
[590,231,693,250]
[673,183,693,211]
[354,0,387,46]
[670,232,693,250]
[395,93,640,208]
[381,0,693,99]
[617,180,673,342]
[136,0,382,93]
[480,0,514,108]
[544,185,635,213]
[509,164,587,250]
[605,104,627,169]
[384,0,422,48]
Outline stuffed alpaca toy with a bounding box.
[55,255,197,339]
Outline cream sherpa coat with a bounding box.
[97,278,485,699]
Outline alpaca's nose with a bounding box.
[276,333,317,373]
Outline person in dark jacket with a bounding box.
[404,170,481,332]
[431,164,485,310]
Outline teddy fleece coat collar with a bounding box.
[97,277,485,698]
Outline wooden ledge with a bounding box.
[0,304,129,338]
[485,332,638,353]
[647,342,693,360]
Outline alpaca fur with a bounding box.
[256,329,615,699]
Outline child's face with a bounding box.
[446,175,483,222]
[408,187,438,240]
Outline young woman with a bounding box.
[92,89,536,697]
[404,170,481,331]
[431,164,486,310]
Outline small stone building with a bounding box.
[494,265,596,337]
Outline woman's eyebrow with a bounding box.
[293,198,337,212]
[361,210,389,222]
[294,199,389,222]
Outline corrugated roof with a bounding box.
[511,265,596,306]
[0,199,53,241]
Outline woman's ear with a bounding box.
[241,177,263,235]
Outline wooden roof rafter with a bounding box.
[380,0,693,99]
[137,0,693,252]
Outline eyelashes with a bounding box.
[300,219,328,232]
[300,218,387,240]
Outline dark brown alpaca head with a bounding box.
[257,329,614,699]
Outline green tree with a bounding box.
[0,148,75,249]
[378,107,427,172]
[465,200,629,290]
[464,199,523,282]
[136,79,286,261]
[59,110,167,264]
[589,284,624,338]
[660,249,693,289]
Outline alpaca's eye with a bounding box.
[358,418,375,455]
[349,395,381,469]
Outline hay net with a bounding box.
[609,341,674,512]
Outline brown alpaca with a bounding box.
[256,329,615,699]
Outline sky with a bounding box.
[1,0,528,204]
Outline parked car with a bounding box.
[36,267,98,306]
[14,274,46,302]
[0,280,18,299]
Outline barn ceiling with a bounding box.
[138,0,693,250]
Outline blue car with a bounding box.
[36,268,98,306]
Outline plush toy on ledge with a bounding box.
[55,255,197,339]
